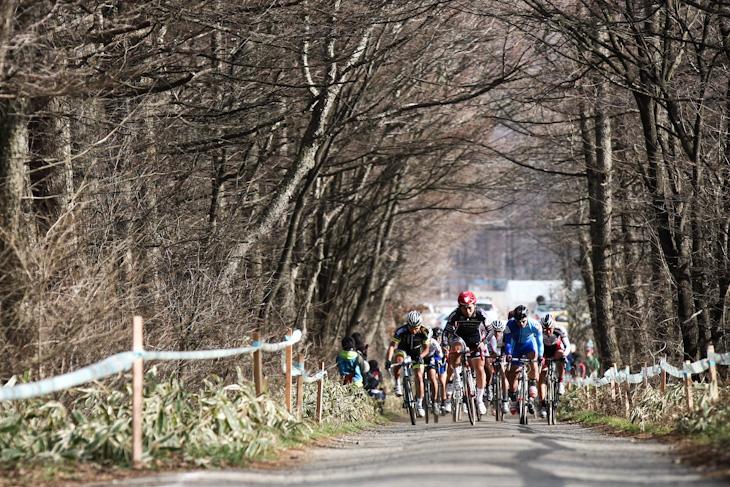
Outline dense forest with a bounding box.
[1,0,729,384]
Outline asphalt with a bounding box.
[87,413,729,487]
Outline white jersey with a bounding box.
[425,338,443,360]
[543,323,570,351]
[486,328,506,355]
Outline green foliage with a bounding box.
[676,387,730,444]
[0,367,380,468]
[560,382,730,444]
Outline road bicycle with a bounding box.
[424,363,440,424]
[390,360,417,425]
[543,357,560,425]
[491,356,506,422]
[448,349,479,425]
[513,357,535,425]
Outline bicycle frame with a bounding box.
[511,357,534,425]
[449,349,479,425]
[390,361,417,425]
[492,357,506,422]
[544,357,559,425]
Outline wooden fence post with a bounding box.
[684,360,693,412]
[708,345,718,401]
[285,328,293,412]
[642,362,648,390]
[253,332,264,396]
[132,316,144,469]
[660,354,667,393]
[296,353,304,420]
[623,365,632,417]
[611,363,617,400]
[316,361,325,423]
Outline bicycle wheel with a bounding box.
[546,369,554,425]
[519,372,529,425]
[434,382,441,423]
[462,368,475,425]
[451,383,459,422]
[494,371,503,422]
[403,376,416,425]
[550,374,558,425]
[424,380,431,424]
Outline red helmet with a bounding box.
[457,291,477,306]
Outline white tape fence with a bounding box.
[0,316,328,468]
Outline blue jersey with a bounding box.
[504,318,544,357]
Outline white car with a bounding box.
[477,300,499,322]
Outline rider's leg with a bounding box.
[556,348,565,379]
[539,367,548,400]
[472,356,486,389]
[428,368,439,400]
[485,359,493,387]
[415,365,425,399]
[527,350,538,380]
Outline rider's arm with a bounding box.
[559,326,571,353]
[421,340,430,359]
[504,326,514,356]
[487,333,498,356]
[386,341,396,361]
[535,323,544,357]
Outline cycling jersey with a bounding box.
[424,337,444,361]
[485,328,505,356]
[391,324,432,355]
[543,323,571,352]
[443,306,490,348]
[504,317,544,357]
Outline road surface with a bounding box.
[89,414,728,487]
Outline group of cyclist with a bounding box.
[385,290,571,419]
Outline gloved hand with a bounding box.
[416,355,424,365]
[506,354,512,364]
[385,360,392,369]
[537,355,543,364]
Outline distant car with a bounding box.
[533,302,566,323]
[477,300,499,323]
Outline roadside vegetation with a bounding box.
[0,370,383,486]
[558,382,730,475]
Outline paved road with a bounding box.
[90,414,728,487]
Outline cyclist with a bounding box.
[443,291,490,416]
[485,319,510,414]
[423,327,446,415]
[538,313,571,418]
[385,310,432,417]
[504,305,543,415]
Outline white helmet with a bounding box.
[540,314,555,329]
[491,319,507,332]
[406,310,423,327]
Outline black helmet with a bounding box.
[513,305,528,322]
[432,327,443,339]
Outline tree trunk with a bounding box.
[586,98,621,367]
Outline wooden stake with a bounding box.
[316,361,325,423]
[623,365,631,417]
[708,345,718,401]
[610,363,617,400]
[660,354,667,393]
[132,316,144,469]
[642,362,648,390]
[296,353,304,420]
[253,332,264,396]
[684,360,693,411]
[285,328,293,412]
